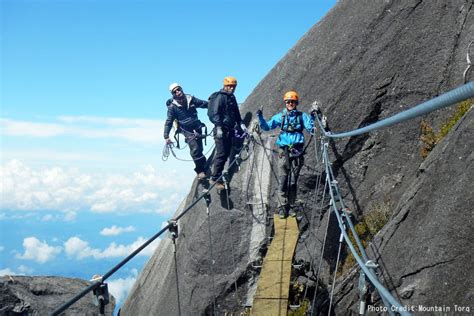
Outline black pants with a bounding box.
[183,131,206,174]
[277,148,304,209]
[211,128,238,182]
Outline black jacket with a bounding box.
[207,89,242,129]
[164,94,208,138]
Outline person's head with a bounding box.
[169,83,184,98]
[223,76,237,93]
[283,91,299,111]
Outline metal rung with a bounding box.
[292,264,303,269]
[246,201,264,205]
[365,260,378,268]
[342,207,352,214]
[289,304,301,310]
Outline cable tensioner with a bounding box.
[92,282,110,315]
[168,220,179,240]
[202,189,211,207]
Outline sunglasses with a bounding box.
[285,100,298,105]
[172,87,182,94]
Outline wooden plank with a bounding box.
[251,298,288,315]
[250,215,299,316]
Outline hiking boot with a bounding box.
[289,209,297,217]
[197,172,207,180]
[210,179,225,191]
[278,207,287,219]
[215,182,226,191]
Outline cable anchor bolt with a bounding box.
[365,260,378,269]
[168,220,179,240]
[222,170,229,190]
[91,279,110,315]
[203,189,211,206]
[235,154,242,171]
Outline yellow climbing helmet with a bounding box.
[223,76,237,86]
[283,91,299,101]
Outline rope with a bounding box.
[167,221,182,316]
[222,173,241,305]
[162,142,216,162]
[301,137,326,305]
[320,142,408,315]
[253,133,286,208]
[203,190,217,315]
[317,81,474,138]
[309,176,330,316]
[328,227,345,316]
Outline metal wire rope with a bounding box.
[317,81,474,139]
[321,144,407,315]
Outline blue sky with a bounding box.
[1,0,336,311]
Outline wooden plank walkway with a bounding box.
[250,215,299,316]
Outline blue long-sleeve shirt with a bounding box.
[258,109,314,148]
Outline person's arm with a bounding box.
[302,112,315,133]
[163,106,174,140]
[259,112,282,131]
[192,96,208,109]
[234,98,243,126]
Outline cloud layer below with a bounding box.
[1,160,188,214]
[1,116,165,144]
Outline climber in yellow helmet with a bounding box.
[207,76,247,191]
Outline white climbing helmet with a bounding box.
[169,82,181,93]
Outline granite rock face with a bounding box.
[0,275,115,315]
[122,0,473,314]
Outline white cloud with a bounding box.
[0,118,65,137]
[41,214,55,222]
[1,160,189,214]
[100,225,136,236]
[64,236,159,260]
[0,268,17,276]
[64,211,77,221]
[1,116,164,144]
[107,269,138,304]
[16,237,62,263]
[0,265,33,276]
[17,265,34,274]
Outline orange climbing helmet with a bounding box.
[283,91,299,101]
[223,76,237,86]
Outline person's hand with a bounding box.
[165,138,173,145]
[256,109,263,117]
[215,126,223,139]
[310,100,321,116]
[240,123,248,133]
[322,115,328,129]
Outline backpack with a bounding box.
[207,91,222,125]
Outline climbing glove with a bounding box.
[310,100,321,117]
[256,109,263,117]
[215,126,224,139]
